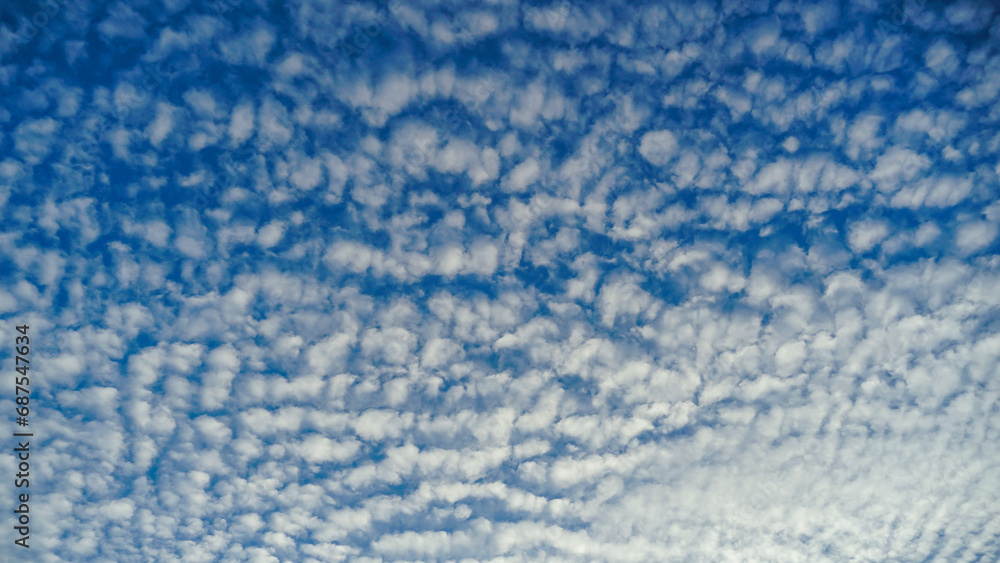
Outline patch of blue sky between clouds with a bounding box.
[1,0,1000,560]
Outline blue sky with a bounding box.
[2,0,1000,561]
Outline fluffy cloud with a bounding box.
[637,129,678,166]
[2,0,998,561]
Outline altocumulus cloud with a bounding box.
[1,0,1000,561]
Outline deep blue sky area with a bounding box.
[1,0,1000,561]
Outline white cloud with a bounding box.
[637,130,678,166]
[146,102,175,147]
[924,39,960,76]
[847,220,889,253]
[597,275,656,326]
[229,101,255,145]
[870,146,930,192]
[845,113,883,159]
[8,2,1000,561]
[14,117,60,164]
[503,157,541,192]
[257,221,285,249]
[291,435,361,464]
[175,235,206,258]
[954,221,998,254]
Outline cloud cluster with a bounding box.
[1,0,999,560]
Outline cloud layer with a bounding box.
[1,0,999,561]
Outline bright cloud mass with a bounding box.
[1,0,999,561]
